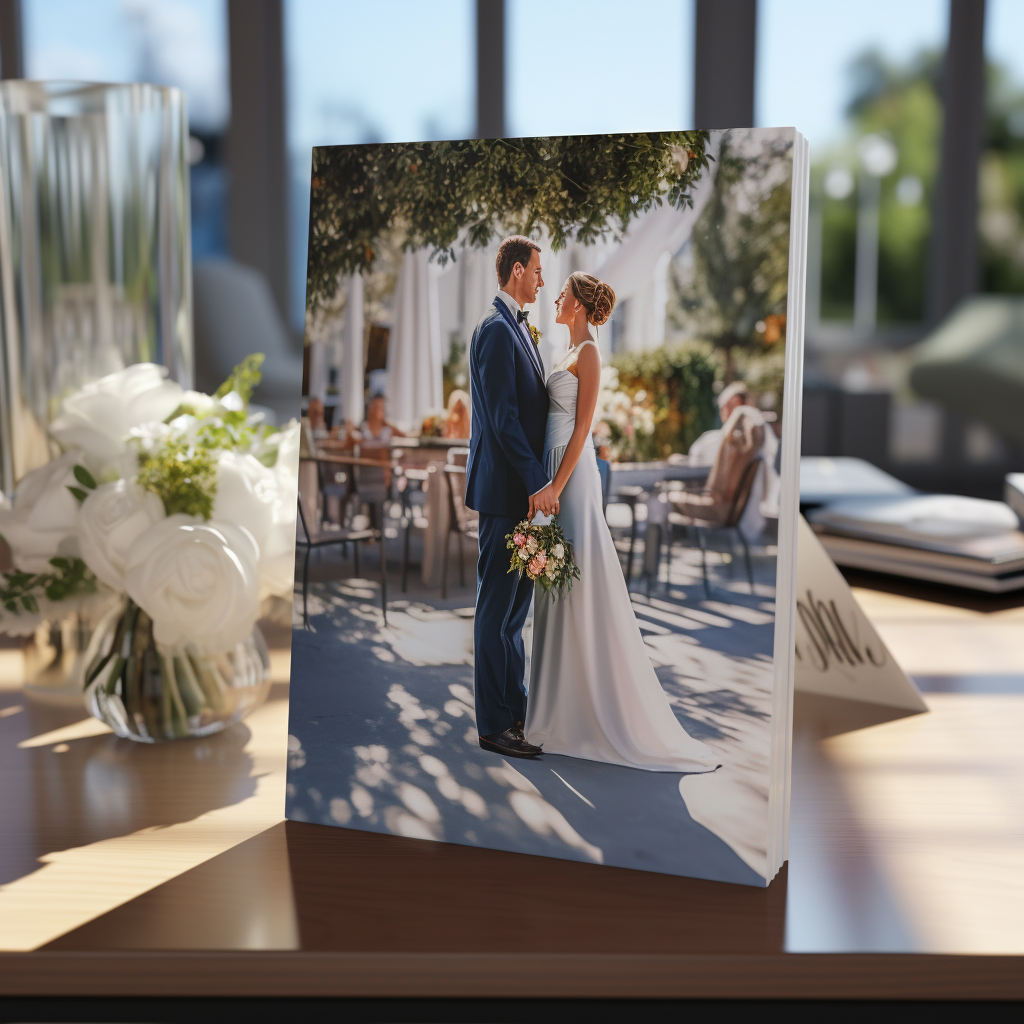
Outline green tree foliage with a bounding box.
[980,62,1024,295]
[818,49,942,323]
[669,131,792,379]
[611,343,720,459]
[307,132,711,311]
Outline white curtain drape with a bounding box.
[306,341,328,402]
[524,231,568,372]
[337,271,365,427]
[459,242,500,347]
[386,248,443,431]
[595,142,720,351]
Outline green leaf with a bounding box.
[73,465,97,489]
[306,132,712,312]
[67,486,89,504]
[214,353,265,404]
[136,440,216,519]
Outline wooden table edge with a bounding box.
[0,953,1022,1000]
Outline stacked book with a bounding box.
[808,489,1024,593]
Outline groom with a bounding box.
[465,236,560,759]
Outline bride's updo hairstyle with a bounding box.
[568,272,616,327]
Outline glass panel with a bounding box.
[507,0,694,138]
[981,0,1024,294]
[285,0,475,328]
[757,0,948,328]
[22,0,230,261]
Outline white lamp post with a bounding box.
[853,134,898,336]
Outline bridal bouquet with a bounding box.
[506,517,580,596]
[0,355,300,741]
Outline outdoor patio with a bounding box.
[287,520,780,885]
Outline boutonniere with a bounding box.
[527,323,542,347]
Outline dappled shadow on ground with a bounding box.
[286,568,773,885]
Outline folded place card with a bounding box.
[794,515,927,713]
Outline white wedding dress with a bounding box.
[525,341,720,773]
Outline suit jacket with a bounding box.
[465,298,550,519]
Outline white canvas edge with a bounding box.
[766,129,808,881]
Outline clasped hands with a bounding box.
[529,483,560,519]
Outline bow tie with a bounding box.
[516,309,530,324]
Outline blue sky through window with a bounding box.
[285,0,474,326]
[756,0,948,151]
[22,0,230,258]
[23,0,229,131]
[986,0,1024,89]
[507,0,694,138]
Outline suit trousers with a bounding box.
[473,512,533,737]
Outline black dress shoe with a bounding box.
[511,723,542,750]
[479,729,543,758]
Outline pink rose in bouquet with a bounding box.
[505,516,580,596]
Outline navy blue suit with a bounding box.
[465,297,549,737]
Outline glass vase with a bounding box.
[83,601,271,743]
[0,80,193,491]
[21,595,119,706]
[0,81,193,697]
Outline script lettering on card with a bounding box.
[794,516,926,712]
[795,588,888,675]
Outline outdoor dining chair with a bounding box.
[348,446,393,530]
[398,466,430,592]
[441,463,479,599]
[315,458,351,526]
[663,456,762,599]
[295,494,387,628]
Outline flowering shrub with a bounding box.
[607,343,720,460]
[591,366,656,463]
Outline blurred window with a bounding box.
[284,0,475,328]
[981,0,1024,295]
[757,0,948,329]
[23,0,230,261]
[506,0,694,138]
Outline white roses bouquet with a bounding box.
[0,355,299,741]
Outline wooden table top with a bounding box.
[302,451,398,468]
[1,580,1024,1000]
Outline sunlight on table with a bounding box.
[0,643,293,951]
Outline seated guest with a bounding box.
[307,397,329,441]
[688,382,750,466]
[670,399,766,526]
[444,389,471,439]
[684,381,780,536]
[319,415,356,448]
[358,394,405,449]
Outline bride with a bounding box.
[525,272,720,774]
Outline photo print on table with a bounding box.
[287,128,809,886]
